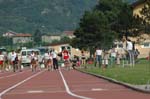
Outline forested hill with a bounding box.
[126,0,137,3]
[0,0,98,34]
[0,0,136,34]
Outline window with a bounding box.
[22,51,26,56]
[143,42,150,48]
[0,48,6,52]
[118,44,123,48]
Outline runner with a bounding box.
[62,48,71,70]
[0,51,4,72]
[43,50,50,69]
[4,53,9,71]
[10,50,17,72]
[35,51,39,70]
[13,54,19,72]
[30,51,37,72]
[17,49,23,72]
[72,55,80,69]
[47,51,53,71]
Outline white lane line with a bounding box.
[27,90,44,93]
[91,88,106,91]
[59,69,92,99]
[0,70,30,79]
[0,70,45,99]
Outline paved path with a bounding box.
[0,68,150,99]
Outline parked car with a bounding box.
[0,47,7,55]
[20,48,42,66]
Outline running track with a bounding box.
[0,68,150,99]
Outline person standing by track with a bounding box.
[81,50,86,68]
[52,49,58,70]
[94,47,102,68]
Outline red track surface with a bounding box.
[0,68,150,99]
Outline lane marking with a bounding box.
[59,69,92,99]
[27,90,44,93]
[91,88,106,91]
[0,70,45,99]
[6,90,66,95]
[0,70,30,79]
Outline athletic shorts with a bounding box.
[0,61,3,65]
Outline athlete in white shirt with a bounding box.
[94,47,102,67]
[10,50,17,72]
[127,40,133,51]
[126,39,134,66]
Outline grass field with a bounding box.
[80,59,150,85]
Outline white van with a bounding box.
[20,49,42,66]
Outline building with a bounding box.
[13,33,33,44]
[129,0,150,58]
[42,35,61,43]
[62,31,75,39]
[132,0,147,17]
[2,31,16,37]
[41,31,75,43]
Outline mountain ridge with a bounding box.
[0,0,136,34]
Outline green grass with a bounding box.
[80,59,150,85]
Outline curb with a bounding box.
[76,69,150,94]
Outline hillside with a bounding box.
[0,0,136,34]
[126,0,137,3]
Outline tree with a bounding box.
[60,36,71,43]
[115,3,133,38]
[71,0,136,57]
[0,36,12,46]
[71,10,115,56]
[33,29,42,46]
[95,0,134,39]
[130,14,144,36]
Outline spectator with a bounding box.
[134,48,140,60]
[126,39,135,66]
[52,49,58,70]
[81,50,86,68]
[94,47,102,68]
[110,47,117,66]
[102,50,109,70]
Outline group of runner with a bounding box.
[0,50,22,72]
[0,48,73,73]
[31,48,73,71]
